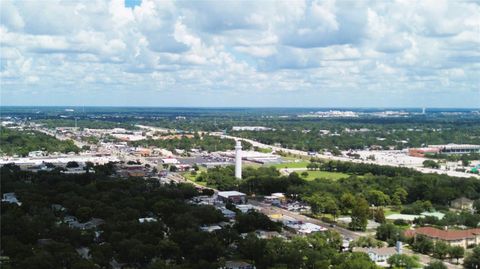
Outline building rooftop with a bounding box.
[406,226,480,241]
[218,191,246,198]
[452,197,473,204]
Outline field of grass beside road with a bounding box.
[273,160,310,169]
[300,170,350,181]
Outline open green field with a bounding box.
[383,207,401,216]
[300,170,350,181]
[272,160,310,169]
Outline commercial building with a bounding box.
[405,227,480,248]
[217,191,246,204]
[408,144,480,157]
[431,144,480,155]
[221,150,282,165]
[232,126,272,131]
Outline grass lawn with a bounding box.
[383,207,401,216]
[300,170,350,181]
[256,147,273,153]
[272,160,310,169]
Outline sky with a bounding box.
[1,0,479,108]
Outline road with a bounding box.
[249,200,362,240]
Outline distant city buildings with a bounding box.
[232,126,273,131]
[408,144,480,157]
[299,110,359,118]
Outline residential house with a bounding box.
[451,197,474,211]
[353,247,398,264]
[2,192,22,206]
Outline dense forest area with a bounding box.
[0,164,378,269]
[0,128,79,156]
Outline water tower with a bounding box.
[235,140,242,179]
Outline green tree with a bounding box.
[464,246,480,269]
[374,208,386,224]
[366,190,390,206]
[349,236,384,248]
[340,192,355,213]
[412,235,434,254]
[433,241,449,260]
[349,197,369,231]
[335,252,378,269]
[462,158,471,167]
[447,246,464,264]
[66,161,80,168]
[76,207,93,222]
[424,260,447,269]
[238,234,267,266]
[387,254,420,268]
[423,160,440,169]
[376,223,403,245]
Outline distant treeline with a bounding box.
[131,134,252,152]
[0,128,79,156]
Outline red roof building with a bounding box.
[405,227,480,248]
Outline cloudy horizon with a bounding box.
[1,0,479,108]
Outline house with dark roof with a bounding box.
[405,226,480,248]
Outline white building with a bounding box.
[161,158,179,165]
[232,126,272,131]
[353,247,397,263]
[28,151,47,157]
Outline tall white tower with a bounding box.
[235,140,242,179]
